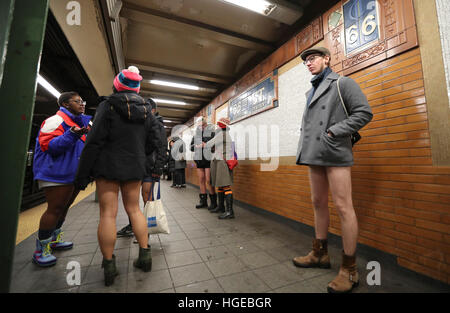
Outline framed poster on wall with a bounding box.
[215,102,229,123]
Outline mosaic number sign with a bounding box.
[343,0,379,54]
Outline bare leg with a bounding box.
[204,168,215,194]
[39,185,75,232]
[121,180,148,249]
[308,166,330,240]
[141,181,153,203]
[197,168,206,194]
[59,188,80,223]
[96,179,119,260]
[327,166,358,256]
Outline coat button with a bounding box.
[322,106,325,109]
[316,137,320,141]
[319,121,323,126]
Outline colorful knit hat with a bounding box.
[217,117,230,128]
[113,66,143,93]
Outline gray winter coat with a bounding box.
[296,70,373,167]
[206,126,233,187]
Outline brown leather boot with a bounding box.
[292,238,331,268]
[327,251,359,293]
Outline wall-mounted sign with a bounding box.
[215,102,229,123]
[343,0,379,55]
[322,0,418,75]
[228,73,278,124]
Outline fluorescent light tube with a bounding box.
[150,79,199,90]
[153,98,187,105]
[221,0,276,16]
[37,74,61,98]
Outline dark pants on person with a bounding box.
[174,169,185,186]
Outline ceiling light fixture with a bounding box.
[37,74,61,99]
[152,98,187,105]
[221,0,276,16]
[150,79,199,91]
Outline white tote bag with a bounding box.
[144,181,170,234]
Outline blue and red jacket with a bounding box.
[33,107,92,184]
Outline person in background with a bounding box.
[293,47,372,293]
[32,92,91,267]
[190,117,216,210]
[207,117,234,219]
[168,139,176,187]
[75,66,163,286]
[162,149,170,180]
[117,98,166,239]
[172,136,186,188]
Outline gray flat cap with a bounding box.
[300,47,331,61]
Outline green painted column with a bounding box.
[0,0,49,292]
[0,0,15,87]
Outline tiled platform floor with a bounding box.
[10,180,450,293]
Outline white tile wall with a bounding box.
[230,63,312,158]
[435,0,450,107]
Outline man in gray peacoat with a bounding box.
[292,47,372,294]
[296,65,373,167]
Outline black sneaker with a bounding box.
[117,224,134,237]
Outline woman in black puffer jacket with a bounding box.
[75,66,163,286]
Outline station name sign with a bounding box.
[229,72,278,124]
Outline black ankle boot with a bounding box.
[210,192,225,213]
[219,194,234,219]
[102,255,118,286]
[133,246,152,272]
[207,194,217,211]
[195,194,208,209]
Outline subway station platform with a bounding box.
[10,180,450,293]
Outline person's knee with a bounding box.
[46,201,68,217]
[333,197,355,218]
[100,209,118,220]
[311,194,328,210]
[336,206,356,220]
